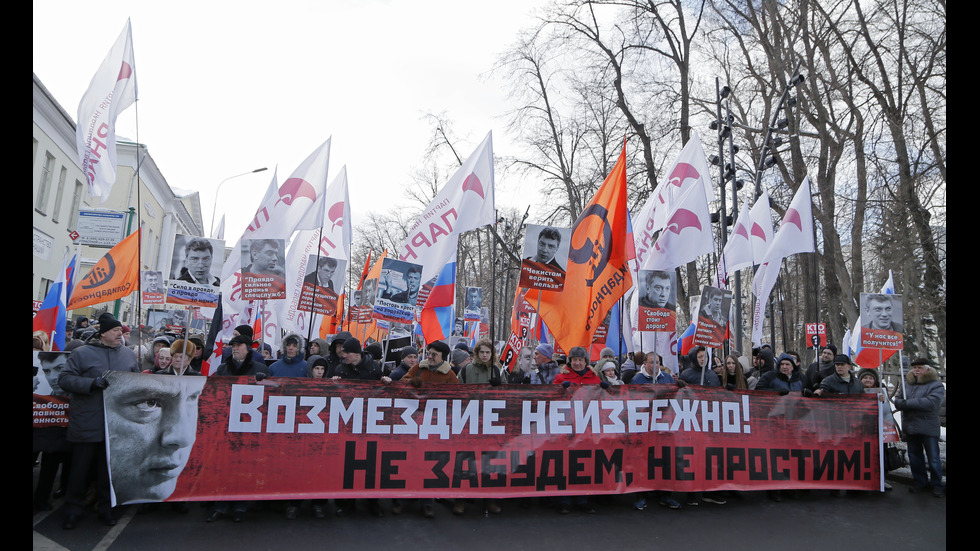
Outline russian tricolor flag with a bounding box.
[677,322,697,357]
[33,254,75,351]
[419,262,457,342]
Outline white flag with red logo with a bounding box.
[641,179,715,272]
[397,131,495,284]
[76,19,138,203]
[721,197,753,278]
[751,176,814,345]
[749,188,775,266]
[633,134,714,258]
[278,167,352,334]
[219,140,331,339]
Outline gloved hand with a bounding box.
[255,372,268,381]
[92,372,111,390]
[561,381,571,389]
[599,381,610,389]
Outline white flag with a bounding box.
[641,180,715,271]
[278,167,353,334]
[633,133,714,258]
[397,132,495,283]
[212,215,226,241]
[749,188,774,266]
[219,140,331,336]
[751,176,815,345]
[722,197,754,277]
[76,19,138,203]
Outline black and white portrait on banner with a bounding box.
[105,372,206,505]
[241,238,287,300]
[298,255,346,316]
[519,224,571,291]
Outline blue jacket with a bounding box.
[630,370,675,385]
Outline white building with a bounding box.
[33,73,204,327]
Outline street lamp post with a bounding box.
[210,167,268,237]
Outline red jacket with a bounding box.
[554,367,600,385]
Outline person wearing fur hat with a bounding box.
[554,346,602,386]
[554,348,601,514]
[269,333,308,377]
[58,313,139,529]
[893,358,945,497]
[157,340,203,376]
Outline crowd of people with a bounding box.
[34,315,945,529]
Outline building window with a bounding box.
[53,167,67,223]
[38,278,53,301]
[70,181,84,228]
[36,152,54,214]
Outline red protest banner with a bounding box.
[33,395,70,428]
[103,373,882,505]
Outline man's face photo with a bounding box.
[467,288,481,307]
[106,373,206,504]
[144,272,161,292]
[645,273,671,307]
[38,352,68,395]
[317,261,336,285]
[534,235,559,264]
[362,279,377,302]
[709,293,723,313]
[406,271,421,294]
[252,243,279,273]
[867,297,893,329]
[185,249,213,282]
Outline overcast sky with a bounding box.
[33,0,548,242]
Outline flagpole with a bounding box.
[898,350,907,398]
[489,224,497,345]
[307,226,326,347]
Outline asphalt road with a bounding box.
[34,480,945,551]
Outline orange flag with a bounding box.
[350,250,387,342]
[526,143,632,351]
[68,229,141,310]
